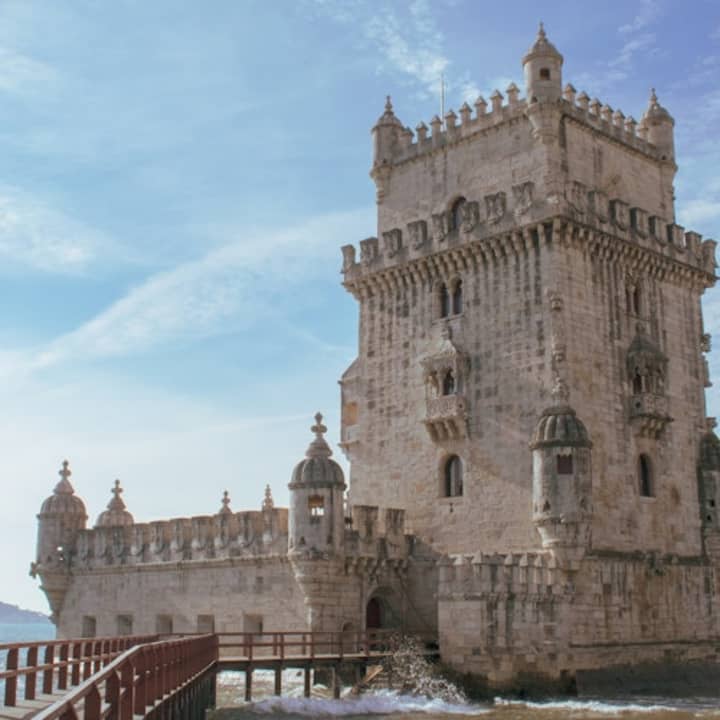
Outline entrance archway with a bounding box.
[366,597,382,629]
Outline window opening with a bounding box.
[81,616,97,638]
[439,283,450,318]
[557,454,573,474]
[443,455,463,497]
[639,454,653,497]
[539,68,551,80]
[452,280,463,315]
[442,370,455,396]
[309,495,325,517]
[632,371,643,395]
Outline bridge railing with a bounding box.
[32,634,217,720]
[0,634,157,709]
[217,629,432,661]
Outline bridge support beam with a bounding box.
[274,666,282,696]
[245,668,253,702]
[304,667,311,698]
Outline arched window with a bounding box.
[632,286,642,315]
[450,197,466,232]
[452,280,463,315]
[632,371,643,395]
[443,455,463,497]
[442,370,455,396]
[639,454,653,497]
[439,283,450,318]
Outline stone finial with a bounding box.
[625,116,637,136]
[219,490,232,515]
[444,109,457,129]
[95,477,134,527]
[474,96,487,116]
[459,102,472,124]
[108,479,127,512]
[490,90,503,113]
[262,484,274,512]
[563,83,576,103]
[600,104,613,123]
[306,412,333,459]
[385,95,393,113]
[551,376,570,405]
[506,82,520,107]
[613,109,625,128]
[54,460,75,495]
[589,98,601,116]
[416,121,428,142]
[430,115,442,131]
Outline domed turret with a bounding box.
[530,380,592,557]
[522,22,563,103]
[642,88,675,162]
[36,460,87,566]
[95,479,134,528]
[288,412,346,557]
[372,96,403,168]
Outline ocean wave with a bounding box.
[493,697,712,715]
[243,689,489,716]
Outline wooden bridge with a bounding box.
[0,629,428,719]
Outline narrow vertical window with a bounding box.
[443,455,463,497]
[442,370,455,396]
[439,283,450,318]
[633,372,643,395]
[639,454,653,497]
[452,280,463,315]
[450,197,466,232]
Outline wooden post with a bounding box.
[331,665,341,699]
[245,668,253,702]
[4,647,18,706]
[25,645,38,700]
[274,665,282,696]
[58,643,69,690]
[43,644,55,694]
[304,667,311,698]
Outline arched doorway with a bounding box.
[366,597,382,629]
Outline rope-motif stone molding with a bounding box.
[343,207,716,300]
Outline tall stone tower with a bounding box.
[339,23,716,569]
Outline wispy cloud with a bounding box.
[0,45,57,96]
[0,186,116,273]
[618,0,662,34]
[22,207,371,371]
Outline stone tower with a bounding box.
[32,461,87,621]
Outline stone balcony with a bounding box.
[424,394,468,441]
[629,393,673,438]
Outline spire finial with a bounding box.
[106,479,128,511]
[112,478,122,499]
[54,459,75,495]
[650,87,658,105]
[306,412,332,459]
[262,484,274,511]
[385,95,393,113]
[538,20,545,37]
[218,489,232,515]
[551,376,570,405]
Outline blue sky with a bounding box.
[0,0,718,613]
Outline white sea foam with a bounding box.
[494,697,698,714]
[244,689,489,716]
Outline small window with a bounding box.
[557,454,573,474]
[197,615,215,634]
[309,495,325,517]
[81,616,97,638]
[633,286,642,315]
[452,280,463,315]
[116,614,133,636]
[539,68,551,80]
[156,615,173,635]
[632,372,643,395]
[450,197,466,232]
[442,370,455,396]
[443,455,463,497]
[439,283,450,318]
[639,454,653,497]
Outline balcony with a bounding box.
[629,393,672,438]
[424,394,468,441]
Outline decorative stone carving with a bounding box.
[630,207,648,237]
[432,212,449,243]
[611,199,629,231]
[407,219,428,249]
[341,244,356,272]
[359,237,379,265]
[382,228,403,257]
[485,192,506,224]
[460,201,480,233]
[567,181,588,218]
[702,334,712,354]
[512,181,534,215]
[589,190,609,223]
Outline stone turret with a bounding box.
[699,420,720,559]
[642,88,675,163]
[530,380,592,561]
[288,412,346,557]
[288,413,347,632]
[32,460,87,622]
[522,22,563,103]
[371,96,403,168]
[95,479,134,527]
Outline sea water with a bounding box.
[214,669,720,720]
[0,622,55,696]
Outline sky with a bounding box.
[0,0,718,613]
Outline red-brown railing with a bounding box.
[217,629,432,662]
[0,634,157,709]
[32,634,217,720]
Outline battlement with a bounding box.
[438,551,571,600]
[69,506,289,570]
[341,192,717,289]
[344,505,410,562]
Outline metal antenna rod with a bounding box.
[440,73,446,127]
